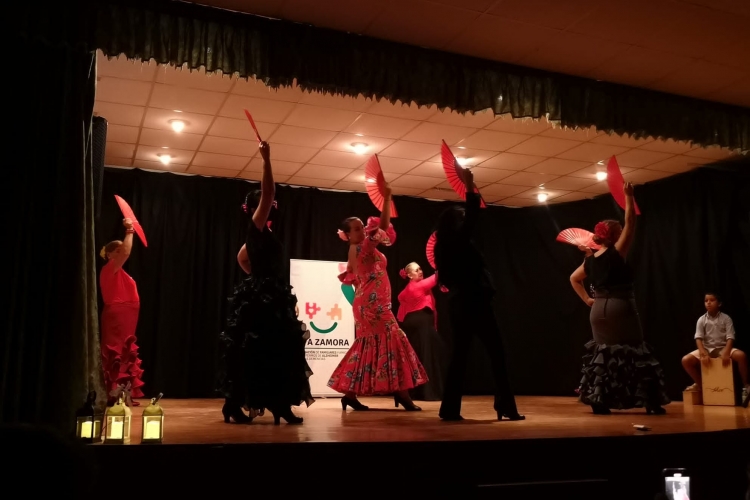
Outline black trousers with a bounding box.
[439,292,518,417]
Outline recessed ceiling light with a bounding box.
[596,171,608,181]
[537,192,548,202]
[457,146,466,150]
[366,178,376,183]
[173,110,183,113]
[350,142,369,155]
[169,119,186,133]
[597,160,604,165]
[354,133,364,137]
[158,154,171,165]
[456,156,472,166]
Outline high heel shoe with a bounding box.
[497,412,525,421]
[222,402,252,424]
[591,404,611,415]
[341,395,369,411]
[270,407,303,425]
[394,394,422,411]
[646,406,666,415]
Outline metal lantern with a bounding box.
[103,393,132,444]
[75,391,103,443]
[141,393,164,444]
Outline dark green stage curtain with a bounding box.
[18,0,750,151]
[3,38,104,431]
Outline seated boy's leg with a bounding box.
[729,349,748,386]
[682,351,702,388]
[731,350,750,408]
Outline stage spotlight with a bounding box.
[158,154,172,165]
[351,142,369,155]
[169,119,186,133]
[596,171,607,181]
[537,192,548,202]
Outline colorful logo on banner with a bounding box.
[307,263,355,334]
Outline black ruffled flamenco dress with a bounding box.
[219,223,314,424]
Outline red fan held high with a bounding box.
[243,109,262,143]
[441,140,486,208]
[426,232,437,269]
[607,156,641,215]
[364,155,398,217]
[114,195,148,247]
[556,228,600,250]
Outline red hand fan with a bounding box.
[556,228,600,250]
[243,109,262,143]
[364,155,398,217]
[441,140,486,208]
[114,195,148,247]
[606,156,641,215]
[426,232,437,269]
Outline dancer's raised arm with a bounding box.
[252,141,275,231]
[461,168,479,237]
[614,182,636,258]
[378,182,393,231]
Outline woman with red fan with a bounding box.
[218,141,314,425]
[569,182,669,415]
[396,262,446,401]
[433,169,523,422]
[99,218,145,406]
[328,183,429,411]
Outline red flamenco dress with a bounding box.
[327,218,429,395]
[99,260,145,403]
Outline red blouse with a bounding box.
[397,274,438,327]
[100,260,140,305]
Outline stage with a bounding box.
[89,396,749,498]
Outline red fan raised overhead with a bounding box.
[115,195,148,247]
[556,228,600,250]
[364,155,398,217]
[607,155,641,215]
[426,232,437,269]
[441,140,486,208]
[243,109,262,143]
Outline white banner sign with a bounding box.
[290,259,355,397]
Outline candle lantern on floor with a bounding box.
[103,393,132,444]
[75,391,103,443]
[141,393,164,444]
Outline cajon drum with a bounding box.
[701,357,734,406]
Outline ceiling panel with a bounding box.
[189,0,750,108]
[96,51,738,208]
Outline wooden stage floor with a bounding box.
[122,395,749,445]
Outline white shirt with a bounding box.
[694,312,735,352]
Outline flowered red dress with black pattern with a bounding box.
[327,217,429,395]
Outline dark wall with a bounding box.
[97,159,750,401]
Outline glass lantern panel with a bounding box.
[123,416,131,440]
[77,416,94,438]
[107,416,125,439]
[142,416,163,440]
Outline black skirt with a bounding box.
[219,275,314,410]
[400,308,445,401]
[579,289,669,410]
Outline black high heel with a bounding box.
[394,394,422,411]
[270,407,303,425]
[591,404,611,415]
[222,402,252,424]
[497,412,525,421]
[341,396,369,411]
[646,406,666,415]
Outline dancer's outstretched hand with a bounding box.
[586,297,594,307]
[123,218,134,230]
[577,245,593,257]
[623,181,634,197]
[259,141,271,162]
[463,167,474,187]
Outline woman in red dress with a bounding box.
[99,218,145,406]
[328,183,428,411]
[397,262,446,401]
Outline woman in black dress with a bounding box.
[569,182,669,415]
[219,141,314,425]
